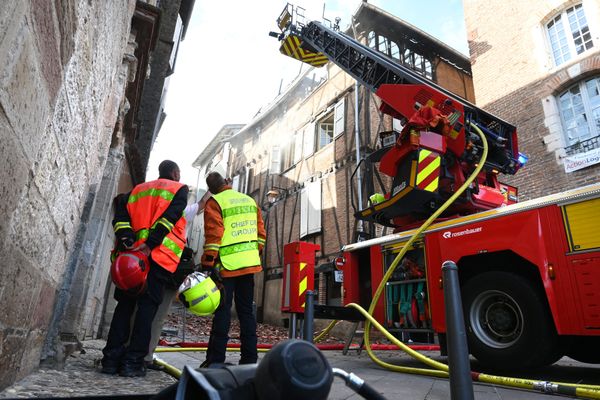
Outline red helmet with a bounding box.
[110,251,150,296]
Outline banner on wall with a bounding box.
[563,147,600,173]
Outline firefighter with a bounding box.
[199,171,266,367]
[101,160,188,377]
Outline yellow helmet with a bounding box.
[369,192,385,205]
[178,272,221,316]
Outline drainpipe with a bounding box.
[351,17,364,235]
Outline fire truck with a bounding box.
[272,4,600,369]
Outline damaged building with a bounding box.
[192,2,474,326]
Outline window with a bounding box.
[558,76,600,146]
[300,180,322,238]
[317,114,334,150]
[368,31,434,79]
[231,170,247,193]
[247,168,254,193]
[282,140,295,171]
[547,4,594,67]
[231,175,240,192]
[316,99,344,151]
[270,145,281,174]
[390,41,400,60]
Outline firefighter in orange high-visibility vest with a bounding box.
[199,171,266,367]
[101,160,188,377]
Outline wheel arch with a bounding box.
[456,250,556,331]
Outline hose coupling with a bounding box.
[332,367,364,391]
[533,381,558,393]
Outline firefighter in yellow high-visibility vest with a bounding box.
[199,171,266,367]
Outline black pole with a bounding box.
[303,290,315,343]
[441,260,474,400]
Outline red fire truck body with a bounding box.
[341,184,600,367]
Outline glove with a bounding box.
[201,266,222,284]
[118,232,135,250]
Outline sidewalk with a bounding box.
[1,339,598,399]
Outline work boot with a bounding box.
[119,364,146,377]
[145,360,164,371]
[100,364,119,375]
[199,360,234,369]
[100,358,120,375]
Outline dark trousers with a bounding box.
[102,262,170,369]
[205,273,258,365]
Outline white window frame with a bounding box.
[546,3,594,67]
[317,115,334,150]
[300,179,322,238]
[558,76,600,146]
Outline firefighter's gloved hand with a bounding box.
[118,233,135,250]
[201,266,222,284]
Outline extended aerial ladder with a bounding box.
[271,4,526,228]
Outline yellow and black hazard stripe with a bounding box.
[279,34,328,67]
[416,149,440,193]
[298,262,308,308]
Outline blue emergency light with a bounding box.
[518,152,529,167]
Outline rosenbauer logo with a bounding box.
[442,227,482,239]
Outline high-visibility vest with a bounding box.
[127,179,187,273]
[212,189,261,271]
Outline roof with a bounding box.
[352,2,471,74]
[192,124,245,168]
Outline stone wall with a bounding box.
[0,0,136,389]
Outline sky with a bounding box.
[146,0,469,188]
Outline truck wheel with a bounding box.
[461,271,559,369]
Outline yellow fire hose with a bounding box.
[314,123,600,399]
[152,123,600,398]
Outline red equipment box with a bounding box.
[281,241,320,313]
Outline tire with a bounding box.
[461,271,559,370]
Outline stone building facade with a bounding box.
[464,0,600,199]
[0,0,193,389]
[194,3,475,327]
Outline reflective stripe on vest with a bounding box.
[213,190,261,271]
[127,179,187,273]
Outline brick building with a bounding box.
[0,0,193,389]
[464,0,600,199]
[194,2,474,326]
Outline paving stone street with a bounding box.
[1,338,599,400]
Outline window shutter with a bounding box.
[270,145,281,174]
[307,180,322,234]
[293,131,303,164]
[334,98,345,136]
[231,175,240,191]
[300,187,308,238]
[393,118,404,132]
[303,123,315,158]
